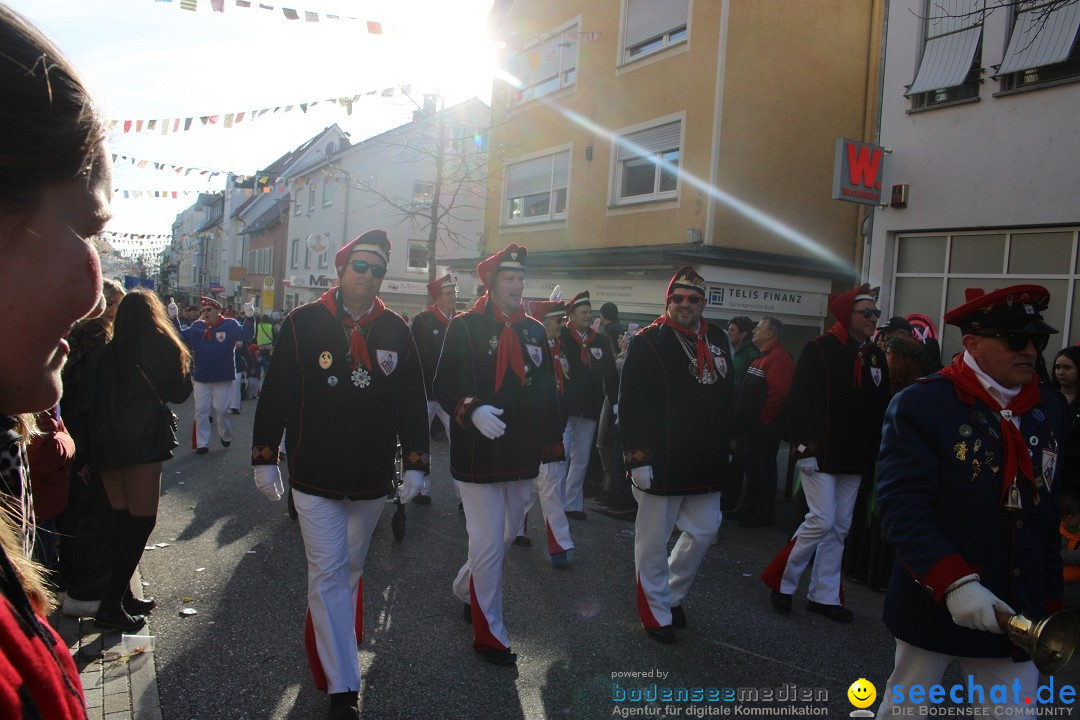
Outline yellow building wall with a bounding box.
[485,0,882,268]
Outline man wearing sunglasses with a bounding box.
[873,285,1066,716]
[762,283,891,623]
[619,265,735,643]
[432,243,564,666]
[250,229,429,720]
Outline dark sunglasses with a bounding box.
[349,260,387,278]
[669,293,702,306]
[974,332,1049,353]
[852,308,882,319]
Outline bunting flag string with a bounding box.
[112,189,200,199]
[156,0,390,31]
[108,83,413,135]
[112,154,224,177]
[499,30,602,51]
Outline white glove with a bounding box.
[253,465,284,501]
[550,285,562,301]
[167,301,178,318]
[612,403,618,418]
[244,299,256,318]
[795,456,819,475]
[471,405,506,439]
[945,579,1014,633]
[398,470,424,503]
[631,465,653,491]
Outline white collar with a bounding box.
[963,350,1021,408]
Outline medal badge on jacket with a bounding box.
[590,347,603,360]
[377,349,398,376]
[709,344,728,379]
[526,344,543,368]
[215,331,226,342]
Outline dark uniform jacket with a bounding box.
[877,375,1066,658]
[787,332,890,474]
[410,307,452,395]
[560,325,619,420]
[618,320,735,496]
[432,302,563,483]
[251,294,430,500]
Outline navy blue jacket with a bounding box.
[877,374,1066,658]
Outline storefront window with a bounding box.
[949,234,1006,274]
[1009,232,1072,275]
[896,235,946,274]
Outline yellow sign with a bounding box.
[263,276,275,288]
[261,290,274,311]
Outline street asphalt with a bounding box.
[126,394,1080,719]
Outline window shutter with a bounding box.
[625,0,689,49]
[998,0,1080,75]
[506,155,554,197]
[617,121,681,161]
[552,151,570,191]
[908,0,983,94]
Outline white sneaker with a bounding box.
[61,593,101,618]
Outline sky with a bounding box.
[6,0,498,241]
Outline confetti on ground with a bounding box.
[154,543,170,548]
[246,550,256,554]
[179,608,198,616]
[195,568,206,572]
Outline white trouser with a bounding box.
[293,490,384,694]
[875,639,1039,718]
[632,487,723,628]
[231,371,243,410]
[193,380,234,448]
[521,461,573,555]
[452,478,533,651]
[779,460,861,605]
[247,375,261,398]
[561,416,598,512]
[424,400,457,499]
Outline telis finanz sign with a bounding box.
[832,138,886,206]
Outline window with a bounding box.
[318,244,328,268]
[622,0,689,64]
[304,245,311,269]
[997,1,1080,91]
[308,185,316,212]
[907,0,983,109]
[322,178,334,207]
[293,194,302,216]
[414,181,435,207]
[512,23,579,104]
[408,241,428,271]
[504,150,569,224]
[290,238,299,268]
[613,120,680,205]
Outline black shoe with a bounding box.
[739,511,773,528]
[221,439,231,447]
[326,706,360,720]
[412,494,431,505]
[725,506,753,521]
[770,591,792,615]
[123,594,156,615]
[462,603,472,625]
[644,625,676,644]
[512,535,532,547]
[94,605,146,633]
[195,447,209,455]
[806,600,853,623]
[230,409,240,415]
[670,605,686,629]
[565,510,587,520]
[477,647,517,665]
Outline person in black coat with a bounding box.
[84,289,192,632]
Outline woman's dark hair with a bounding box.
[729,316,755,334]
[0,5,107,213]
[1051,346,1080,390]
[109,289,191,383]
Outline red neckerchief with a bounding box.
[825,321,871,387]
[201,315,225,341]
[565,326,597,368]
[549,337,566,396]
[469,295,527,392]
[428,304,454,326]
[939,353,1041,507]
[655,314,716,383]
[317,288,385,371]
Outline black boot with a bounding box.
[95,512,156,632]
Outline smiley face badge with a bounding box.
[847,678,876,717]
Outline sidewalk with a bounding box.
[49,570,163,720]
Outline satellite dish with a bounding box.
[306,233,328,254]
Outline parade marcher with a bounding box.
[761,283,890,622]
[874,315,912,350]
[432,243,564,666]
[732,316,794,528]
[181,296,254,454]
[559,290,619,518]
[1052,346,1080,494]
[619,266,735,643]
[245,343,264,399]
[874,285,1065,716]
[722,316,760,516]
[595,302,625,508]
[517,298,574,566]
[410,273,458,505]
[251,229,429,720]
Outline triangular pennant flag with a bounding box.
[224,113,234,128]
[211,0,224,10]
[367,21,382,34]
[305,11,317,21]
[282,7,299,19]
[184,118,193,131]
[381,87,394,97]
[300,103,308,113]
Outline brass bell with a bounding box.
[996,609,1079,674]
[1004,479,1022,512]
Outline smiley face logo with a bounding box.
[847,678,876,709]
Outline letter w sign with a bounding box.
[831,138,886,206]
